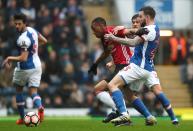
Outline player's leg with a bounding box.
[29,87,44,122]
[108,75,128,115]
[28,67,44,122]
[94,80,120,123]
[97,64,129,123]
[98,64,127,111]
[29,87,43,108]
[13,68,27,125]
[95,80,116,111]
[107,74,132,126]
[152,84,179,125]
[107,64,141,125]
[147,71,178,125]
[15,85,25,125]
[124,84,156,125]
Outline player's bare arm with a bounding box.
[38,33,47,45]
[104,33,143,47]
[2,50,29,67]
[113,26,138,36]
[123,28,139,35]
[88,47,111,75]
[95,49,111,65]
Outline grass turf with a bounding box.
[0,116,192,131]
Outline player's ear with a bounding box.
[146,15,151,20]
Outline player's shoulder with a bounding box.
[27,26,36,31]
[18,31,30,41]
[144,25,159,33]
[141,25,159,41]
[27,27,38,35]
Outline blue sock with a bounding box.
[16,93,25,119]
[157,93,176,120]
[111,90,127,114]
[31,93,42,108]
[132,98,151,118]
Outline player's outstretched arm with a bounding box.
[2,51,29,68]
[4,51,29,62]
[113,26,138,36]
[104,33,143,47]
[38,33,47,45]
[123,28,138,35]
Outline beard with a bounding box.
[16,28,24,34]
[141,20,146,27]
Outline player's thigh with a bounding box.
[146,71,160,90]
[94,80,108,93]
[108,73,127,91]
[28,67,42,88]
[12,68,28,87]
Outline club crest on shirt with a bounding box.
[21,41,27,48]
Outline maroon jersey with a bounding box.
[102,26,132,64]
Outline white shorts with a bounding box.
[13,67,42,87]
[118,63,160,91]
[129,79,145,92]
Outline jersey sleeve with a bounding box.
[141,27,156,42]
[18,37,31,51]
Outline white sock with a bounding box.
[96,91,117,111]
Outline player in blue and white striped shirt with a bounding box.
[2,13,47,125]
[104,6,179,126]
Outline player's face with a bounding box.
[91,23,105,38]
[139,11,146,27]
[132,17,140,28]
[14,20,26,32]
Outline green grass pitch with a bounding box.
[0,116,192,131]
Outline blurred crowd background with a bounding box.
[0,0,193,117]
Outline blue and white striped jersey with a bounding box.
[16,27,41,70]
[130,25,160,71]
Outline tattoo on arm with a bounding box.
[112,36,143,46]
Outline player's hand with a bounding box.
[1,58,11,70]
[104,33,116,41]
[113,26,125,35]
[88,63,98,75]
[135,28,149,36]
[2,58,9,67]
